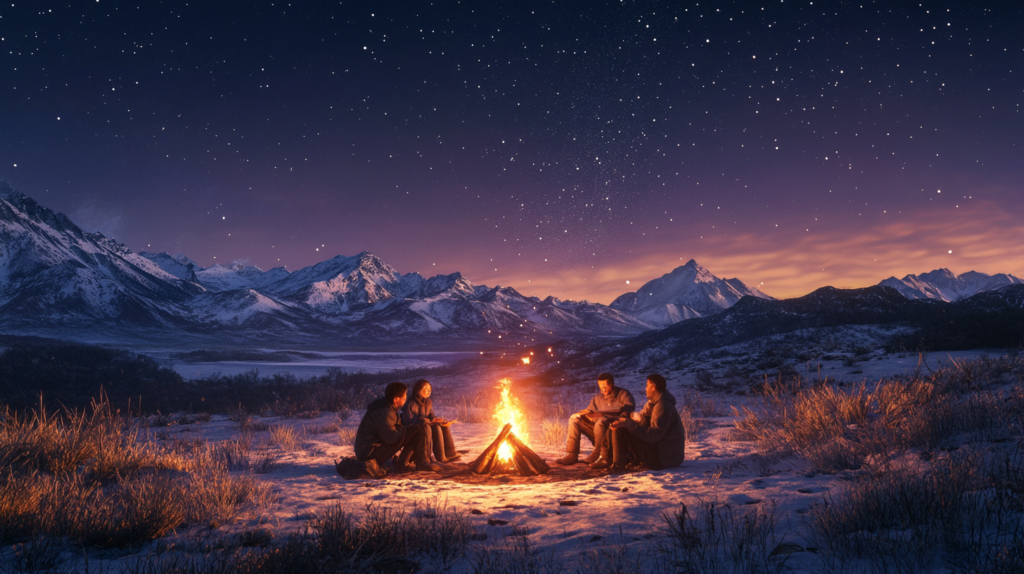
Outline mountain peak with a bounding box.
[881,268,1022,302]
[609,259,770,327]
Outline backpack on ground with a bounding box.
[335,457,386,479]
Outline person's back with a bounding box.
[609,374,686,470]
[647,391,685,468]
[354,396,401,461]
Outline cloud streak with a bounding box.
[485,201,1024,304]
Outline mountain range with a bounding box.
[553,283,1024,374]
[0,184,766,346]
[1,183,1020,349]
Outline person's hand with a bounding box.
[610,420,625,429]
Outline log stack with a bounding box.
[469,423,550,476]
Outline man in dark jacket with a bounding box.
[353,382,440,474]
[556,372,636,468]
[609,374,685,471]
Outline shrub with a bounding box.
[662,500,790,574]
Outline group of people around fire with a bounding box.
[339,373,684,480]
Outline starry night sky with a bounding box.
[2,1,1021,302]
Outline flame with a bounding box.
[492,378,528,462]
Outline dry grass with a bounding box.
[116,499,475,574]
[0,396,276,549]
[303,421,341,435]
[453,392,494,424]
[269,425,301,451]
[663,499,790,574]
[731,356,1024,572]
[805,447,1024,573]
[733,356,1024,471]
[540,419,566,448]
[336,427,358,446]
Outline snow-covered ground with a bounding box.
[113,349,1017,571]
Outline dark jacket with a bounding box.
[353,397,406,461]
[623,391,685,468]
[585,386,636,415]
[401,395,435,426]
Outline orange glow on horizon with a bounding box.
[471,200,1024,304]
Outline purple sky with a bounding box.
[2,1,1021,302]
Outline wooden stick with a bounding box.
[510,444,536,476]
[469,423,512,474]
[507,433,550,474]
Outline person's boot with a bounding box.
[364,459,387,478]
[556,452,578,465]
[589,458,611,470]
[415,459,441,472]
[582,451,600,464]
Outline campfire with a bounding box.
[468,378,549,476]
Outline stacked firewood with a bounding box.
[469,423,550,476]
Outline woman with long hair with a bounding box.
[400,379,460,462]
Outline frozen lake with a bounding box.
[154,350,482,380]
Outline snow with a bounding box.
[106,351,1016,572]
[610,259,772,327]
[880,268,1024,301]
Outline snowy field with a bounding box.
[78,347,1020,572]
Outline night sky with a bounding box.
[2,1,1021,302]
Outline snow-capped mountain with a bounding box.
[0,185,776,346]
[879,269,1023,302]
[138,251,201,282]
[558,283,1024,374]
[609,259,772,327]
[0,183,202,331]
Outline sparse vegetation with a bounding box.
[733,356,1024,471]
[540,419,566,448]
[663,500,791,574]
[112,500,475,574]
[0,395,276,549]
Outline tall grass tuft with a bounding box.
[0,395,276,549]
[540,419,566,448]
[269,425,301,451]
[733,356,1024,471]
[663,500,790,574]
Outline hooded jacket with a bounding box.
[622,390,685,468]
[353,396,406,461]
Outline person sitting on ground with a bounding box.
[556,372,636,469]
[401,379,461,463]
[608,374,685,471]
[353,381,440,475]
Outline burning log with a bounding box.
[507,433,550,474]
[469,423,513,474]
[469,422,549,476]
